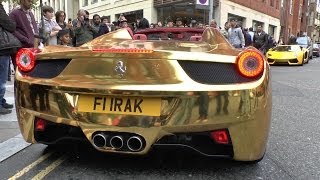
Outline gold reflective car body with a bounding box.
[266,45,309,65]
[15,28,272,162]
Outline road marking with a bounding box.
[31,155,67,180]
[0,134,31,162]
[8,152,53,180]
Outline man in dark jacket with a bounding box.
[253,25,269,54]
[9,0,38,67]
[0,0,15,114]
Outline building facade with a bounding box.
[280,0,305,44]
[303,0,320,42]
[80,0,156,24]
[217,0,281,40]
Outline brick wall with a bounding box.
[229,0,281,19]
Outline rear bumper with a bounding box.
[15,72,271,161]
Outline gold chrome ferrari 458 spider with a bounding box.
[15,28,271,162]
[266,45,309,65]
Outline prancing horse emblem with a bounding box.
[114,60,126,78]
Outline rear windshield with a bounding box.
[273,46,300,52]
[296,37,309,45]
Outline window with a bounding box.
[299,5,302,18]
[290,0,293,15]
[276,0,279,9]
[83,0,88,7]
[270,0,274,7]
[91,0,98,4]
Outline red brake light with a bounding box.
[210,130,229,144]
[236,49,264,78]
[92,48,153,53]
[16,48,39,72]
[35,118,46,131]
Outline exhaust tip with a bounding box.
[92,133,107,148]
[110,136,124,150]
[127,136,143,152]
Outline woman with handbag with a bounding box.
[0,0,18,114]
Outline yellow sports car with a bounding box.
[15,28,271,163]
[266,45,309,65]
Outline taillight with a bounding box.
[236,49,264,78]
[92,48,153,53]
[210,130,230,144]
[35,117,47,131]
[16,48,39,72]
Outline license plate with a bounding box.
[77,95,161,116]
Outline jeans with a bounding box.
[0,56,10,108]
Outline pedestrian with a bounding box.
[175,17,184,27]
[98,16,110,37]
[55,10,73,45]
[10,0,38,68]
[39,5,61,46]
[248,27,254,42]
[136,18,149,30]
[119,19,128,28]
[288,34,297,45]
[157,21,163,27]
[73,9,95,47]
[220,21,230,39]
[166,19,174,28]
[253,24,269,54]
[57,29,71,46]
[209,19,219,29]
[243,28,252,47]
[278,36,285,45]
[92,14,101,38]
[0,0,15,114]
[227,18,245,48]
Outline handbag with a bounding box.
[0,27,21,50]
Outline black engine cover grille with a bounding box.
[19,59,71,78]
[178,61,262,84]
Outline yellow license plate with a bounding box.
[77,95,161,116]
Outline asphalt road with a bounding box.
[1,58,320,180]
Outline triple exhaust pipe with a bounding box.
[92,133,144,152]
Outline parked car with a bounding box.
[296,36,313,59]
[266,45,309,65]
[313,43,320,57]
[14,28,272,163]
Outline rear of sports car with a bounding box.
[15,28,271,162]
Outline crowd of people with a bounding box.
[208,18,278,54]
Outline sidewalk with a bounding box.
[0,80,19,143]
[0,78,30,162]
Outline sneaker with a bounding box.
[2,102,13,109]
[0,107,12,114]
